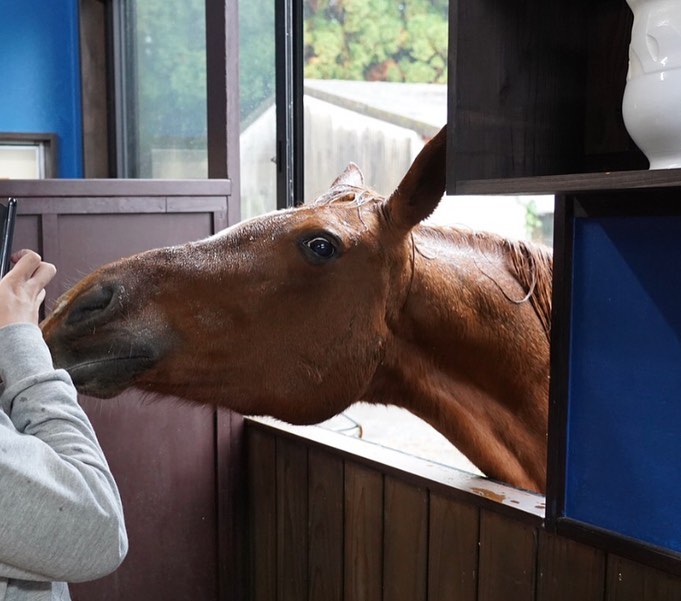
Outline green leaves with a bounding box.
[304,0,448,83]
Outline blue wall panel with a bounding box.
[566,216,681,552]
[0,0,83,177]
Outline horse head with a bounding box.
[42,126,447,425]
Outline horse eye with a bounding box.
[304,236,336,259]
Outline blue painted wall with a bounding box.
[0,0,83,177]
[566,215,681,553]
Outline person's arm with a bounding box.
[0,251,127,582]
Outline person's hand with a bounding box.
[0,250,57,328]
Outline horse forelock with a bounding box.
[311,184,383,208]
[415,225,553,341]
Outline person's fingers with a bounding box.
[10,249,34,264]
[2,251,56,305]
[6,250,42,280]
[29,261,57,291]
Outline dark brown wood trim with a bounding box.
[79,0,111,178]
[205,0,241,222]
[16,198,166,214]
[13,198,230,216]
[0,178,231,197]
[245,418,545,525]
[216,409,247,601]
[452,169,681,196]
[545,194,574,528]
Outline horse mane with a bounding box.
[417,226,553,341]
[312,185,553,341]
[505,237,553,339]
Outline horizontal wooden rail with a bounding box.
[0,178,232,197]
[247,417,544,522]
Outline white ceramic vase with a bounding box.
[622,0,681,169]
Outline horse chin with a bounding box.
[66,356,159,399]
[47,329,167,399]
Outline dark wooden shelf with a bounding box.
[454,168,681,196]
[446,0,647,194]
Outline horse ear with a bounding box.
[332,163,364,188]
[384,124,447,231]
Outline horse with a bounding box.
[41,125,552,493]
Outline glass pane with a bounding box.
[239,0,277,219]
[303,0,448,200]
[121,0,207,178]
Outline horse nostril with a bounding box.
[65,284,118,326]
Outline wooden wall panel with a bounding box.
[606,555,681,601]
[13,215,41,256]
[344,463,383,601]
[72,396,219,601]
[276,438,308,601]
[217,409,247,600]
[248,428,277,601]
[537,531,605,601]
[478,510,537,601]
[428,493,478,601]
[245,421,681,601]
[308,448,344,601]
[2,182,238,601]
[383,477,428,601]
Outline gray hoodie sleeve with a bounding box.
[0,323,128,583]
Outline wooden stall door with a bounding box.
[5,180,245,601]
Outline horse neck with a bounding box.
[368,228,550,493]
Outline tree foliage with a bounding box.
[303,0,448,83]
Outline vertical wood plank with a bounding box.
[308,448,344,601]
[383,477,428,601]
[247,427,277,601]
[217,409,247,601]
[428,493,479,601]
[537,531,605,601]
[344,463,383,601]
[478,510,537,601]
[606,555,681,601]
[277,438,308,601]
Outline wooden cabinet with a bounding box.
[549,190,681,576]
[447,0,681,576]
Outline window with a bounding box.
[114,0,208,178]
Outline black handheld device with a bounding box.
[0,198,17,278]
